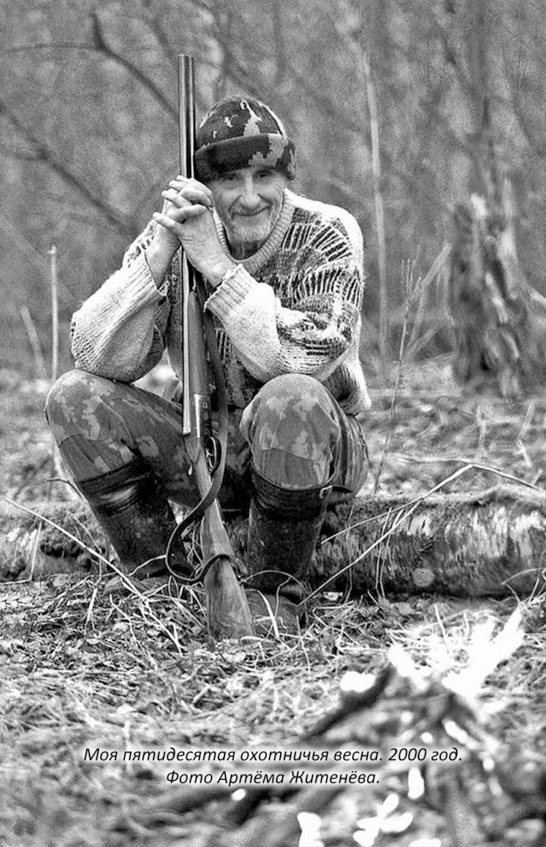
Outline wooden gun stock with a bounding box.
[177,55,255,641]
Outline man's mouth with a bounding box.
[233,207,269,219]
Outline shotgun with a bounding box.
[167,54,255,641]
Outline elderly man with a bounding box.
[46,96,370,617]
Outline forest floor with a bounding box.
[0,356,545,846]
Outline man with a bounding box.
[46,96,370,621]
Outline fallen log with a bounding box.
[2,485,546,597]
[312,484,546,598]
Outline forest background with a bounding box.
[2,8,546,844]
[1,0,546,377]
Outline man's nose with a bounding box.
[239,176,260,207]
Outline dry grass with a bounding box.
[0,568,544,845]
[1,368,546,844]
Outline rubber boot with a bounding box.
[245,468,332,634]
[77,457,185,583]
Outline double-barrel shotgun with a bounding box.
[165,55,255,642]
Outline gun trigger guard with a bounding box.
[205,435,221,473]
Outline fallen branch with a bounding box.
[3,483,546,598]
[127,631,546,845]
[314,483,546,598]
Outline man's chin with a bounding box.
[230,222,272,247]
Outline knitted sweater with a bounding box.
[71,189,371,415]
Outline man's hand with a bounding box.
[147,176,235,287]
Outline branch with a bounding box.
[90,11,176,118]
[210,0,237,101]
[272,4,287,88]
[4,34,176,120]
[0,96,139,238]
[204,6,363,135]
[285,62,363,135]
[141,0,178,66]
[0,144,40,162]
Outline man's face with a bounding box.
[208,165,288,259]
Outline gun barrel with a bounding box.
[173,55,255,640]
[178,54,196,435]
[178,55,195,179]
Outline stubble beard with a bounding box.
[227,207,278,257]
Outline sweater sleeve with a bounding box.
[70,222,173,383]
[205,216,365,384]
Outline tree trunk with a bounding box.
[3,485,546,598]
[449,177,546,397]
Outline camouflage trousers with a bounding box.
[45,370,368,506]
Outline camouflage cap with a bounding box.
[195,96,296,182]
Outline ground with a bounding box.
[0,357,545,846]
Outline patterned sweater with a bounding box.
[71,189,371,416]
